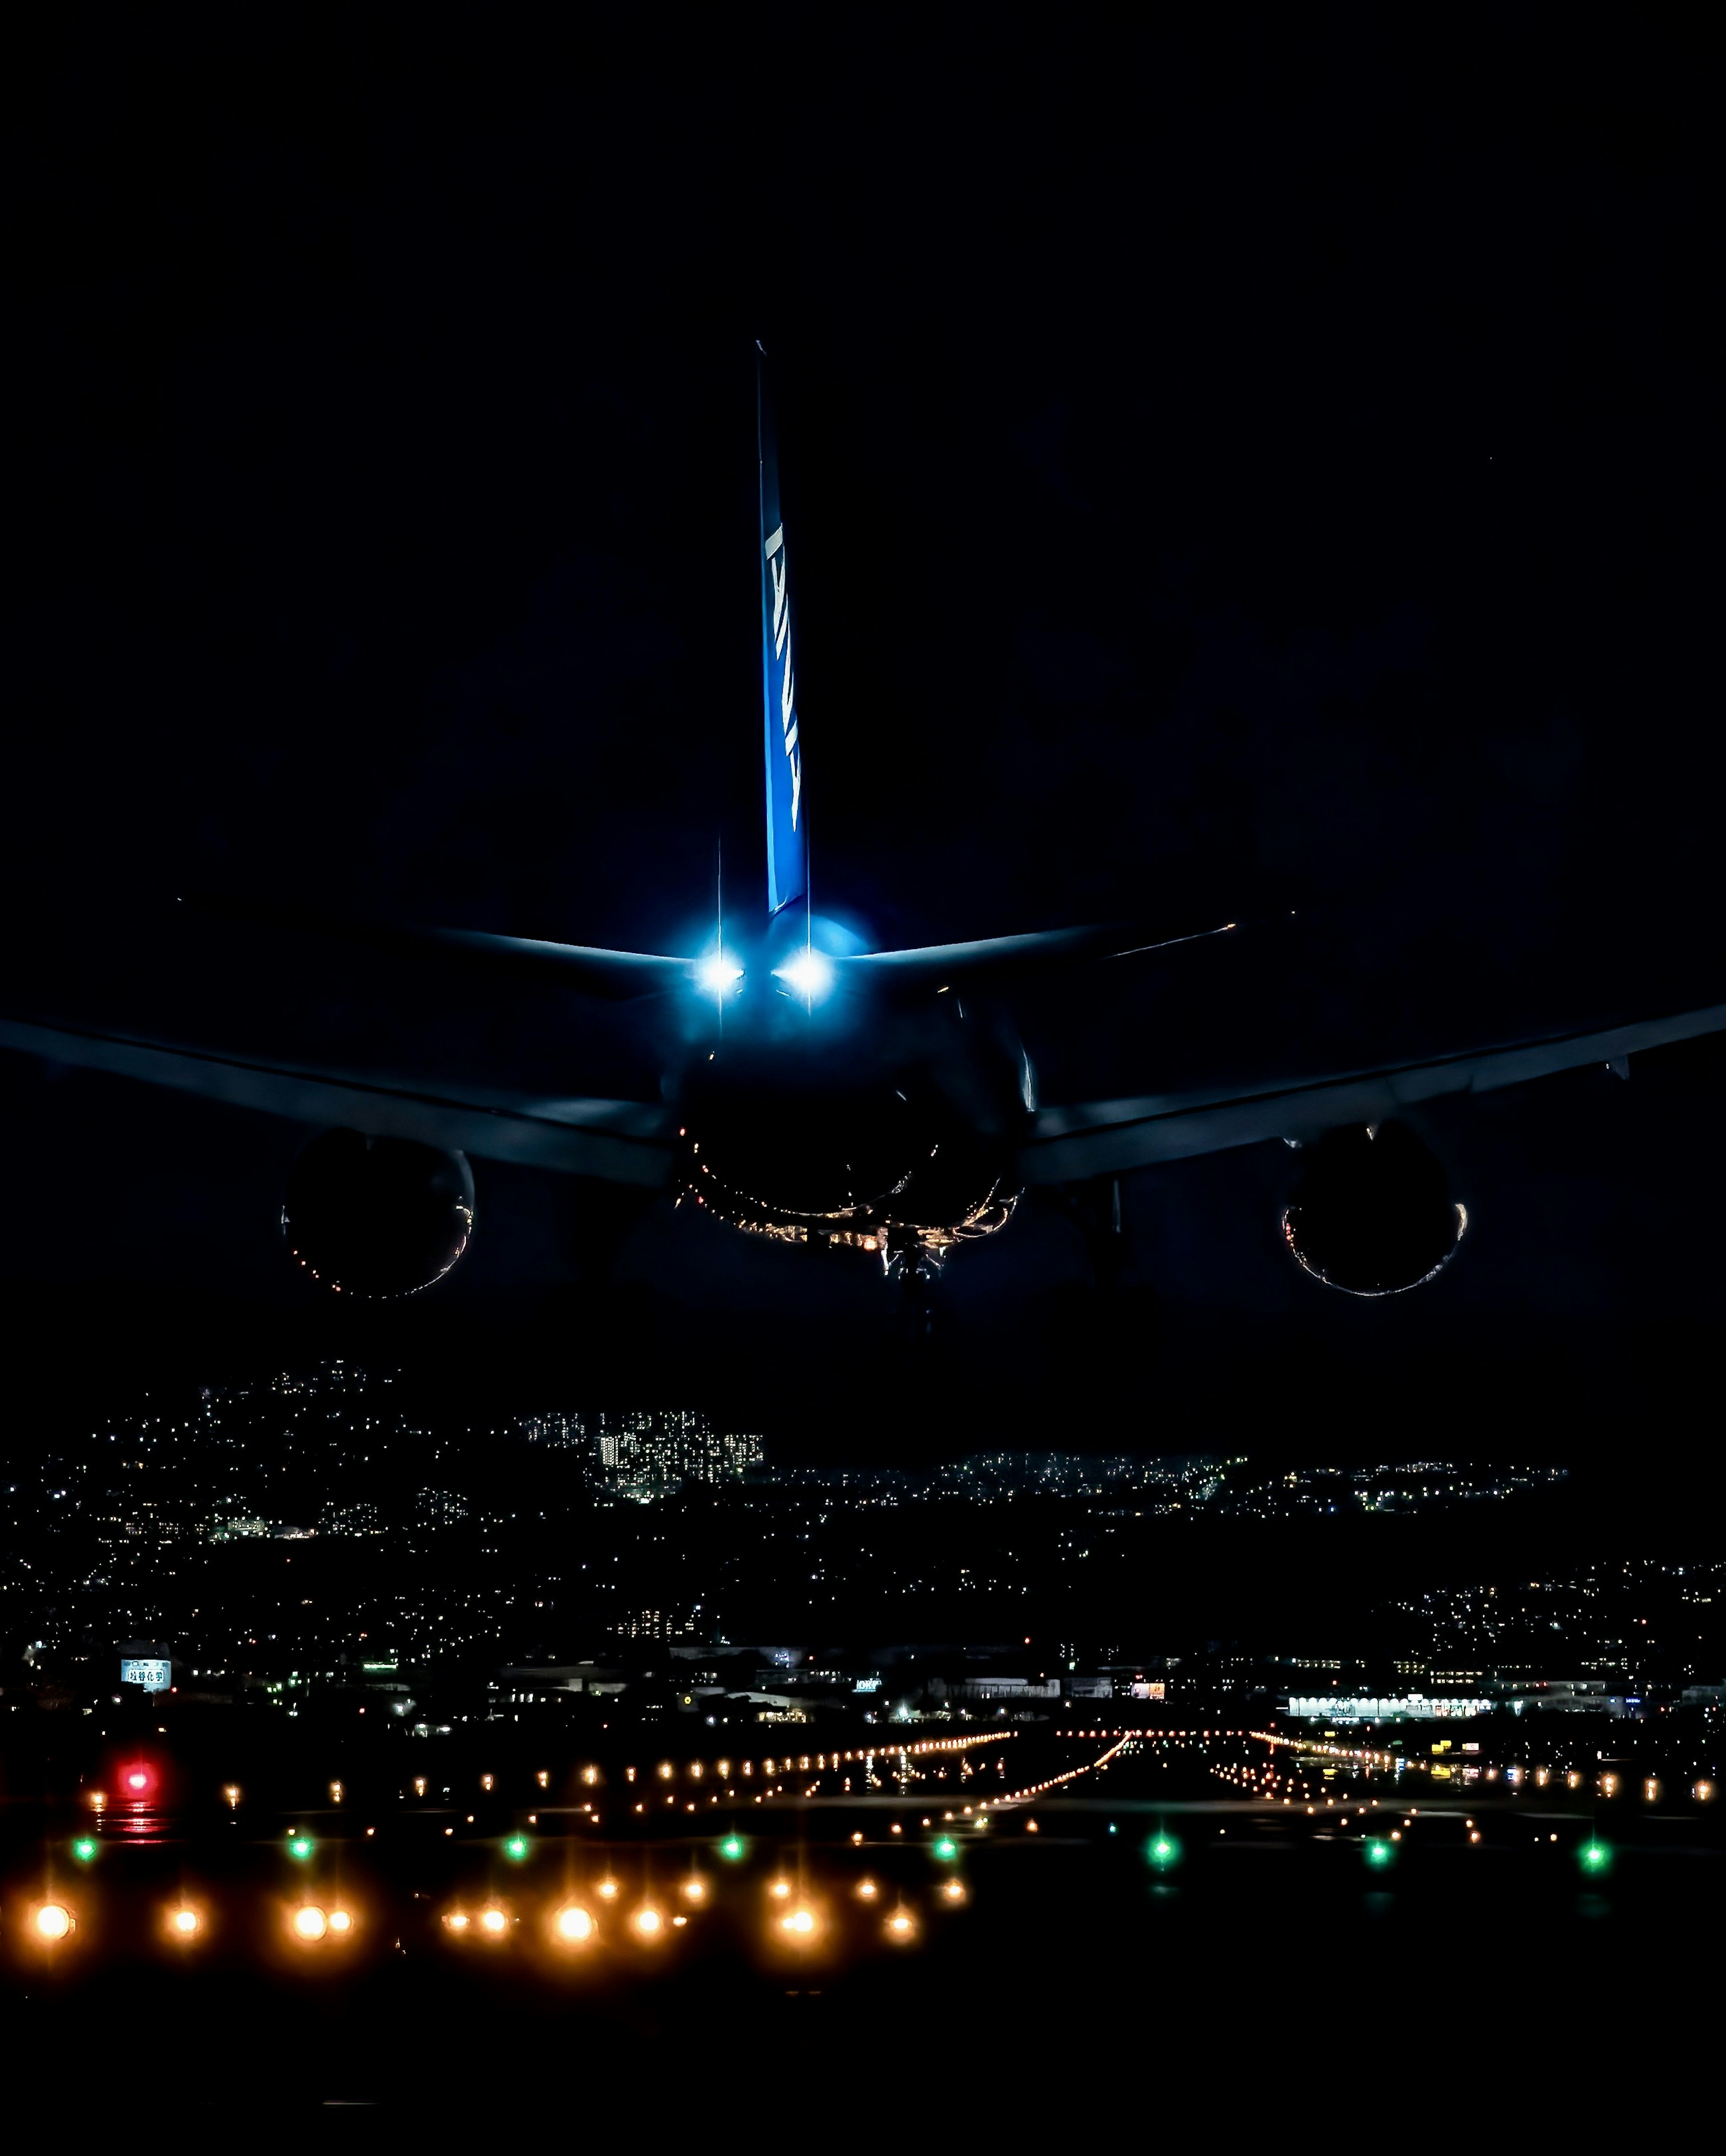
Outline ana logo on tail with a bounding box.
[765,522,801,830]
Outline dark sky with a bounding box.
[3,14,1722,1459]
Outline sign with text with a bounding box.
[120,1658,171,1692]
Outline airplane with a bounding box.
[4,360,1724,1309]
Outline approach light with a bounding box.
[768,1877,791,1899]
[1364,1839,1395,1869]
[886,1910,916,1941]
[35,1903,74,1941]
[327,1909,352,1934]
[931,1836,958,1862]
[293,1906,329,1941]
[681,1877,706,1902]
[1146,1832,1181,1872]
[480,1908,507,1935]
[781,1907,816,1936]
[776,949,833,1002]
[718,1833,746,1862]
[444,1912,471,1933]
[597,1878,619,1899]
[698,955,744,996]
[632,1905,663,1939]
[1579,1840,1612,1876]
[71,1838,98,1864]
[555,1905,595,1943]
[169,1906,201,1937]
[856,1878,878,1900]
[288,1834,314,1861]
[503,1833,530,1862]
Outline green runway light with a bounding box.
[1364,1838,1395,1869]
[71,1838,98,1863]
[1108,1823,1117,1835]
[1146,1832,1181,1871]
[288,1834,314,1861]
[1579,1839,1612,1876]
[932,1836,959,1862]
[503,1834,530,1862]
[718,1834,746,1862]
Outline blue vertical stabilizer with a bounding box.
[758,358,807,918]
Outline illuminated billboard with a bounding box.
[120,1658,171,1692]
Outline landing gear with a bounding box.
[883,1230,947,1337]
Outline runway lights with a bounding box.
[632,1905,664,1940]
[781,1907,817,1937]
[293,1906,329,1941]
[503,1833,530,1862]
[169,1907,201,1937]
[856,1877,878,1900]
[1364,1839,1395,1870]
[1146,1832,1181,1872]
[287,1833,314,1861]
[480,1908,507,1936]
[1579,1839,1612,1877]
[71,1837,98,1863]
[555,1905,595,1943]
[886,1908,916,1942]
[35,1903,74,1940]
[931,1836,958,1862]
[718,1834,746,1862]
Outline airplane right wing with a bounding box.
[1020,999,1726,1184]
[0,1013,677,1187]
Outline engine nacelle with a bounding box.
[283,1130,475,1297]
[1281,1121,1464,1296]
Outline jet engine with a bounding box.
[1281,1121,1465,1296]
[282,1130,475,1297]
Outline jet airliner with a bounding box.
[4,365,1723,1305]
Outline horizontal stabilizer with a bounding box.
[1021,998,1726,1183]
[838,916,1242,994]
[0,1013,676,1185]
[186,898,692,1001]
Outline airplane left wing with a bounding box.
[1020,999,1726,1184]
[0,1014,676,1187]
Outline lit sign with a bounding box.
[121,1658,171,1692]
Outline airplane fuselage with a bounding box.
[673,962,1027,1269]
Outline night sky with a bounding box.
[4,16,1721,1460]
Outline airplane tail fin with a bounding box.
[758,354,807,918]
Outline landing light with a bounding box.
[776,949,832,1002]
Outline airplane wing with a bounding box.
[1019,999,1726,1184]
[0,1013,676,1186]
